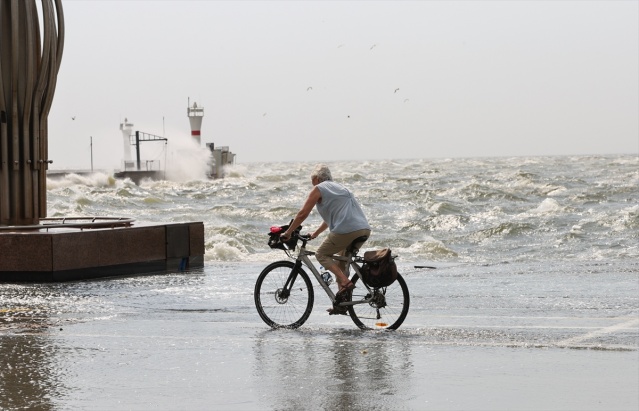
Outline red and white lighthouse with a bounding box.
[187,98,204,145]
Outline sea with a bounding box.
[1,154,638,410]
[46,153,639,265]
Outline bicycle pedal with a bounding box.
[334,291,352,304]
[327,307,348,315]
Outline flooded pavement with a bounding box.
[1,261,638,410]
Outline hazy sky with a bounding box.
[47,0,638,169]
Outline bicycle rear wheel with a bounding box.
[347,273,409,330]
[254,260,314,329]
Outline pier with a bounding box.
[0,219,203,282]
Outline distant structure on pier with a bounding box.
[187,100,203,146]
[119,118,134,170]
[187,98,235,179]
[113,101,236,183]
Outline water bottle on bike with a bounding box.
[320,267,333,285]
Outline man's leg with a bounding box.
[316,230,370,290]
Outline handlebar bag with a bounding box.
[267,224,302,250]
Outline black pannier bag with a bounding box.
[359,248,398,287]
[267,223,302,251]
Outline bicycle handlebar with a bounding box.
[297,233,312,242]
[279,230,311,241]
[283,232,311,246]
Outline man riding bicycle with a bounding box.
[281,164,371,314]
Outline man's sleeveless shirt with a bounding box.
[315,181,370,234]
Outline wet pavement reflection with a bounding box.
[252,329,415,410]
[1,261,638,410]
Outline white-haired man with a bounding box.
[281,164,371,314]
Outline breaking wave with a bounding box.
[45,154,638,264]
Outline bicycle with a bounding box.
[254,228,410,330]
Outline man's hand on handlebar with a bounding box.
[280,231,312,242]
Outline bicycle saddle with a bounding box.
[347,236,369,254]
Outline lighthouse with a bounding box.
[187,99,204,145]
[119,118,134,168]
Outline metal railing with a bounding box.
[0,217,135,232]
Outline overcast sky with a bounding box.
[46,0,638,169]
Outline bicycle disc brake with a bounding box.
[275,287,289,304]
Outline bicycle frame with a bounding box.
[286,237,374,307]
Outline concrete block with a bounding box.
[166,224,190,258]
[1,221,205,282]
[0,234,52,271]
[189,222,205,256]
[51,230,101,271]
[98,226,166,266]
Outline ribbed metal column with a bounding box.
[0,0,64,226]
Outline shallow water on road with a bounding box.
[1,261,638,410]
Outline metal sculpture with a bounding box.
[0,0,64,226]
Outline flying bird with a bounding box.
[370,44,377,50]
[394,88,399,93]
[307,87,313,91]
[71,116,76,120]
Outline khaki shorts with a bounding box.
[315,229,371,271]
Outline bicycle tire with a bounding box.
[254,260,314,329]
[347,273,410,330]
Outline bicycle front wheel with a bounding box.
[254,260,314,329]
[348,273,410,330]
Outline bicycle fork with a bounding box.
[280,260,304,300]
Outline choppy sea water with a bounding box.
[1,154,638,410]
[46,154,639,264]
